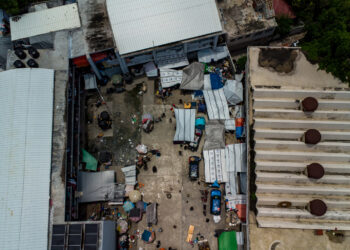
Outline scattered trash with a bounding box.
[206,218,209,223]
[156,241,161,248]
[213,215,221,223]
[166,193,172,199]
[190,206,194,211]
[158,228,163,232]
[136,144,148,154]
[152,166,157,173]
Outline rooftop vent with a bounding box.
[304,129,322,144]
[306,163,325,179]
[308,199,327,216]
[302,97,318,112]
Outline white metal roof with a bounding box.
[10,3,81,41]
[106,0,222,55]
[0,68,54,249]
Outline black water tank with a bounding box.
[28,47,40,59]
[13,60,25,68]
[27,59,39,68]
[15,48,26,59]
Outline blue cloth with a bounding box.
[194,90,203,97]
[210,73,223,90]
[142,230,151,242]
[212,180,220,188]
[198,103,206,113]
[236,126,244,139]
[123,201,134,213]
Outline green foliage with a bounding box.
[0,0,38,15]
[275,16,293,37]
[236,56,247,72]
[290,0,350,84]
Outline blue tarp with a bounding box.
[210,73,223,90]
[195,117,206,130]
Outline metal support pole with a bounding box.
[116,51,129,74]
[86,54,102,80]
[213,35,219,50]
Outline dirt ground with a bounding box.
[132,78,228,250]
[82,74,238,249]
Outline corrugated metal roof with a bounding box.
[10,3,81,41]
[106,0,222,55]
[0,68,54,250]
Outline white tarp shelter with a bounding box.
[203,149,227,183]
[160,68,183,88]
[0,68,54,249]
[106,0,222,55]
[174,109,196,143]
[10,3,81,40]
[203,88,230,120]
[223,80,243,105]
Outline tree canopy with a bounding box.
[0,0,37,15]
[289,0,350,84]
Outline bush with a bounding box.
[236,56,247,72]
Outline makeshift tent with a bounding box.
[174,109,196,143]
[122,165,137,185]
[77,171,116,203]
[180,62,204,90]
[203,89,230,120]
[82,149,98,171]
[204,120,226,150]
[198,46,229,63]
[225,144,247,195]
[146,203,158,225]
[218,231,238,250]
[160,68,183,88]
[203,121,227,183]
[223,80,243,105]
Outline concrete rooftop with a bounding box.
[248,47,350,232]
[218,0,277,38]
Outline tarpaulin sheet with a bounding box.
[218,231,237,250]
[203,89,230,120]
[210,73,223,90]
[174,109,196,143]
[77,171,116,203]
[198,46,229,63]
[82,149,98,171]
[225,144,247,195]
[180,62,204,90]
[160,68,183,88]
[223,80,243,105]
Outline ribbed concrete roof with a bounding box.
[249,47,350,230]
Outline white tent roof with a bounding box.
[10,3,81,40]
[106,0,222,55]
[174,109,196,143]
[203,88,230,120]
[0,68,54,249]
[160,68,183,88]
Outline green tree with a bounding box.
[236,55,247,72]
[0,0,38,15]
[289,0,350,84]
[275,16,293,37]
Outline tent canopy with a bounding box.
[180,62,205,90]
[218,231,237,250]
[174,109,196,143]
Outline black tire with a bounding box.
[13,60,25,68]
